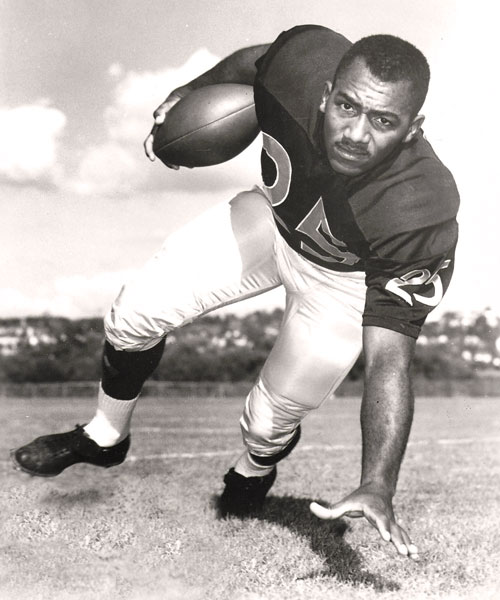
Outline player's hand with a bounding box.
[310,482,419,560]
[143,92,184,167]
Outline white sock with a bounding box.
[83,384,138,447]
[234,450,275,478]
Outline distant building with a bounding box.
[0,319,56,356]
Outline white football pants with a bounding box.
[104,188,366,459]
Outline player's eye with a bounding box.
[375,116,393,128]
[340,102,355,113]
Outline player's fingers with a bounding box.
[392,522,419,560]
[408,544,420,561]
[144,106,169,161]
[310,500,362,521]
[310,501,344,520]
[144,129,157,161]
[378,515,416,559]
[154,111,166,125]
[153,95,181,124]
[153,103,170,125]
[145,123,181,168]
[146,94,184,165]
[388,524,408,556]
[362,505,392,542]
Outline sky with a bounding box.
[1,0,498,320]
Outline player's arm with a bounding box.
[175,44,270,92]
[311,326,419,560]
[310,223,457,560]
[361,326,415,500]
[144,44,270,163]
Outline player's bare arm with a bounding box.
[311,326,419,560]
[144,44,270,162]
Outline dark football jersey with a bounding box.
[254,25,460,338]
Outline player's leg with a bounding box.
[220,242,366,515]
[11,189,282,477]
[241,242,366,462]
[82,337,168,448]
[83,188,282,448]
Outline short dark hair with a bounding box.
[335,34,430,115]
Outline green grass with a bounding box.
[1,394,499,600]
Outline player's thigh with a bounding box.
[240,289,363,455]
[261,290,363,413]
[105,189,281,350]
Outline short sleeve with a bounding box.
[255,25,351,126]
[362,220,458,338]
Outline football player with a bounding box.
[12,25,459,561]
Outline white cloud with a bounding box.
[108,62,124,79]
[0,289,52,318]
[0,269,285,320]
[52,270,135,316]
[71,142,143,196]
[0,103,66,185]
[105,49,220,144]
[0,270,135,319]
[71,48,224,196]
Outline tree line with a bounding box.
[0,309,497,383]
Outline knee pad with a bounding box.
[240,377,305,459]
[101,338,166,400]
[249,425,301,466]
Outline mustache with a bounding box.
[336,139,370,156]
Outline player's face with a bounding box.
[320,58,424,176]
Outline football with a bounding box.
[153,83,260,168]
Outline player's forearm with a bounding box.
[173,45,270,97]
[360,328,416,496]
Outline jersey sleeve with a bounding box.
[255,25,351,127]
[362,220,458,338]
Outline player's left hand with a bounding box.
[310,482,419,560]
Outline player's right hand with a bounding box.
[143,92,184,167]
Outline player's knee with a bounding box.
[103,301,171,352]
[241,418,274,448]
[241,414,298,459]
[250,425,301,466]
[240,377,302,456]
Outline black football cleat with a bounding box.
[218,466,277,518]
[10,425,130,477]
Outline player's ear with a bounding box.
[319,81,333,113]
[403,114,425,143]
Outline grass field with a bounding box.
[1,393,499,600]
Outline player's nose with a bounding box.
[345,115,370,145]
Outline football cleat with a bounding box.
[218,466,277,518]
[10,425,130,477]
